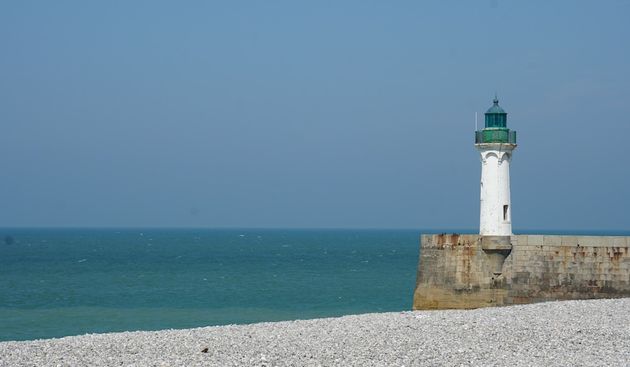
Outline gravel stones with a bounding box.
[1,298,629,366]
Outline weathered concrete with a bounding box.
[413,234,630,310]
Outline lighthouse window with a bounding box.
[503,205,509,221]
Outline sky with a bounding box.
[1,1,629,230]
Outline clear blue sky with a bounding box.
[1,1,629,230]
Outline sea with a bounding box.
[2,228,627,342]
[0,228,422,342]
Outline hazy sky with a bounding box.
[1,1,629,230]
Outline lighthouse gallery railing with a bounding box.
[475,130,516,144]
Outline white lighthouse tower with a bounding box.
[475,97,517,236]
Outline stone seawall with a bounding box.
[413,234,630,310]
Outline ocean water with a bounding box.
[0,229,421,341]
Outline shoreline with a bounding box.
[1,298,629,366]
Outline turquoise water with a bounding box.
[0,229,421,341]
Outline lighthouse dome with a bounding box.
[484,97,507,128]
[486,98,506,114]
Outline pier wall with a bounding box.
[413,234,630,310]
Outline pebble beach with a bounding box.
[1,298,628,366]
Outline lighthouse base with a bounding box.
[480,236,512,276]
[413,234,630,310]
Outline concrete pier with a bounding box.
[413,234,630,310]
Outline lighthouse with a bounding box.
[475,97,517,236]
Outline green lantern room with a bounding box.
[475,97,517,144]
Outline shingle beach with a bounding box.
[1,298,628,366]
